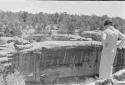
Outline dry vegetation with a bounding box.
[6,69,25,85]
[0,68,25,85]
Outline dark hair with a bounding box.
[104,19,113,26]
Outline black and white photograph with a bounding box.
[0,0,125,85]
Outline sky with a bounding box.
[0,0,124,19]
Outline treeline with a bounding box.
[0,11,125,37]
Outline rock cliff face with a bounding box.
[1,40,125,82]
[9,41,101,81]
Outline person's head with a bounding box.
[104,19,113,27]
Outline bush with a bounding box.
[6,69,25,85]
[0,75,5,85]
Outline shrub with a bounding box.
[6,69,25,85]
[0,75,5,85]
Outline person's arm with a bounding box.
[102,32,106,41]
[101,31,107,46]
[117,30,125,48]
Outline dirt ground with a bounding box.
[26,76,96,85]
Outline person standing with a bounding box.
[99,19,125,79]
